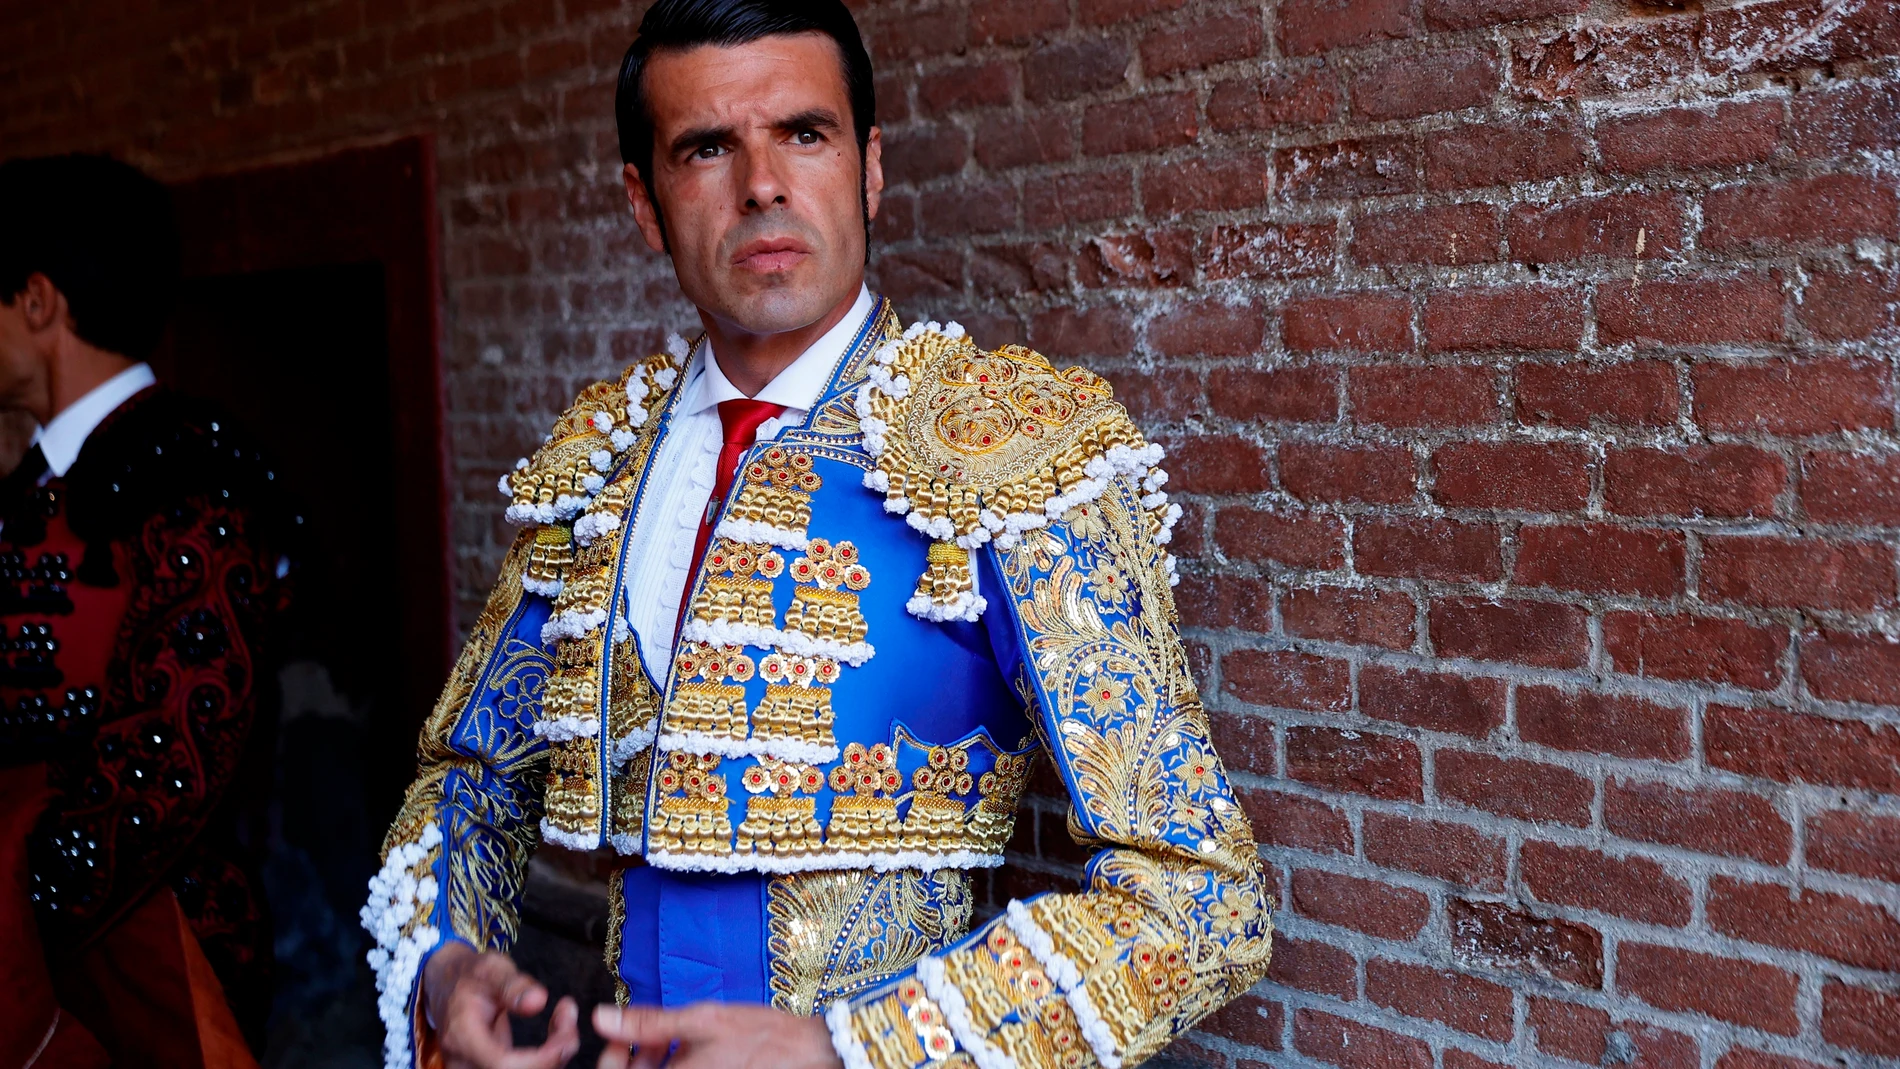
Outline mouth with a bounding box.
[731,237,813,273]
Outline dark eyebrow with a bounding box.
[669,123,736,159]
[774,108,843,136]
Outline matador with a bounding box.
[365,2,1273,1067]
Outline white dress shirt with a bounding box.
[32,362,157,479]
[621,286,874,680]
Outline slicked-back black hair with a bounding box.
[615,0,876,195]
[0,154,181,360]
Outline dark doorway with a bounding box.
[156,139,448,1063]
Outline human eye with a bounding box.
[792,129,824,146]
[692,143,726,160]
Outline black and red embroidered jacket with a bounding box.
[0,385,294,1038]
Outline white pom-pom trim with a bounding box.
[712,518,810,551]
[360,822,444,1069]
[826,999,876,1069]
[656,730,840,765]
[665,333,690,363]
[644,848,1003,875]
[679,618,874,667]
[538,820,599,851]
[1006,902,1122,1069]
[532,715,600,742]
[521,575,563,598]
[541,608,608,645]
[918,955,1015,1069]
[907,590,987,623]
[609,723,658,767]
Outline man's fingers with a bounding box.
[503,973,551,1015]
[492,996,581,1069]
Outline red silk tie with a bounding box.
[678,398,786,630]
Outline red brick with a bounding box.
[1605,445,1786,520]
[1799,265,1900,341]
[1517,685,1690,762]
[1506,191,1690,263]
[1350,48,1498,122]
[1240,787,1352,854]
[1808,809,1900,883]
[917,61,1015,116]
[1175,573,1273,631]
[1424,285,1584,353]
[887,122,973,184]
[1161,433,1271,494]
[1366,959,1512,1041]
[1355,518,1502,582]
[1694,358,1890,436]
[1442,1052,1509,1069]
[1709,876,1900,972]
[1361,665,1505,738]
[1522,841,1691,926]
[1350,365,1498,428]
[1268,935,1356,1000]
[1140,14,1263,77]
[1208,69,1342,131]
[1431,598,1589,669]
[1201,993,1282,1051]
[1513,18,1698,102]
[1029,306,1136,358]
[1822,980,1900,1055]
[1210,709,1274,775]
[1282,294,1414,353]
[1365,813,1505,891]
[1515,524,1685,599]
[1433,442,1590,512]
[973,110,1074,170]
[1276,137,1422,200]
[1292,869,1429,941]
[1082,0,1188,25]
[1077,229,1193,289]
[920,177,1016,234]
[1281,443,1413,504]
[1801,450,1900,525]
[1211,367,1338,423]
[1715,1050,1831,1069]
[1703,536,1894,612]
[1794,77,1900,160]
[1082,91,1198,156]
[1293,1009,1431,1069]
[1704,174,1899,250]
[1224,649,1351,711]
[867,6,967,59]
[1515,360,1678,429]
[1352,203,1499,267]
[1438,751,1592,826]
[1286,726,1422,801]
[1528,999,1697,1069]
[1024,168,1134,227]
[1204,222,1338,280]
[1278,0,1416,55]
[970,0,1067,45]
[1022,38,1127,102]
[1215,507,1343,569]
[1115,367,1204,425]
[1598,276,1785,346]
[1145,154,1269,215]
[1620,943,1799,1035]
[1606,779,1791,864]
[1283,586,1416,650]
[1708,703,1900,792]
[1605,612,1783,690]
[1149,299,1266,357]
[1425,0,1586,30]
[1801,631,1900,705]
[1426,118,1585,191]
[1597,100,1783,174]
[1449,899,1602,988]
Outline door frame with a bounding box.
[168,137,451,766]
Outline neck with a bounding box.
[699,285,861,397]
[39,339,135,428]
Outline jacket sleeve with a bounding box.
[361,528,555,1069]
[826,472,1273,1069]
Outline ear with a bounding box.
[16,274,61,335]
[623,164,668,254]
[862,126,884,222]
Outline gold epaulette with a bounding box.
[855,322,1182,622]
[501,338,691,598]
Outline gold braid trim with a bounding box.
[857,323,1180,620]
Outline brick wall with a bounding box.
[5,1,1898,1067]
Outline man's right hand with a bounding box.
[423,942,580,1069]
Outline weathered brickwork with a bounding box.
[3,1,1896,1066]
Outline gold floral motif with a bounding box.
[650,752,733,855]
[705,539,785,579]
[826,743,905,853]
[727,444,822,532]
[544,736,602,829]
[674,643,756,684]
[767,869,972,1016]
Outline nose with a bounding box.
[738,144,789,212]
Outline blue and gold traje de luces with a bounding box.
[362,296,1272,1069]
